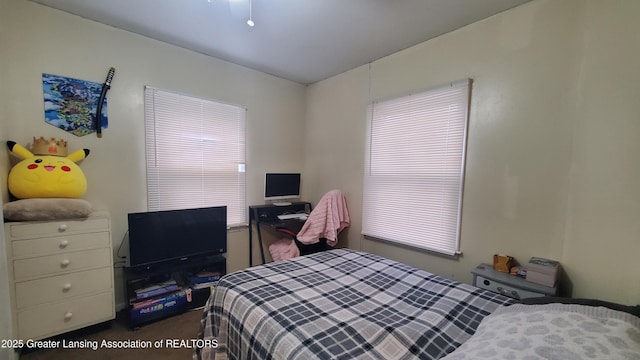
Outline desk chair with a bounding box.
[272,228,331,256]
[269,189,350,261]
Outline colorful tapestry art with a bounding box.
[42,73,108,137]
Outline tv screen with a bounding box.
[264,173,301,202]
[127,206,227,268]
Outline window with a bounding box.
[144,87,246,226]
[362,79,471,256]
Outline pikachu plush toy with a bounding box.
[6,137,90,199]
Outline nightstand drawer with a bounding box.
[16,291,114,340]
[15,267,114,309]
[11,231,110,257]
[13,248,112,281]
[474,275,544,300]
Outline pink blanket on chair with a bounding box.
[269,238,300,262]
[297,189,350,246]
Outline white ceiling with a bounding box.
[30,0,533,85]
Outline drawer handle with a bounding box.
[64,312,73,321]
[496,286,520,300]
[58,224,68,232]
[59,240,69,249]
[61,259,71,267]
[63,283,72,291]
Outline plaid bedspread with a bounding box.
[194,249,515,360]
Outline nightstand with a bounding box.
[471,263,558,300]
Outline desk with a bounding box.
[248,202,311,266]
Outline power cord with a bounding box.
[116,229,129,259]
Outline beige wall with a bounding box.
[562,0,640,304]
[0,101,17,360]
[306,0,640,305]
[0,0,307,310]
[1,0,16,356]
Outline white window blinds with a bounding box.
[144,87,246,226]
[362,79,471,256]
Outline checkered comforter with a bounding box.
[194,249,515,360]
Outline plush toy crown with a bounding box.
[31,136,68,157]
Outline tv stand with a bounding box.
[122,255,225,328]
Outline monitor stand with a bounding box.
[273,201,292,206]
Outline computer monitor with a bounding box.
[264,173,301,206]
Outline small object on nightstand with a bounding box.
[510,266,527,278]
[492,254,513,273]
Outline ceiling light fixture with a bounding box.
[247,0,255,27]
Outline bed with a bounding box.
[194,249,640,360]
[194,249,515,360]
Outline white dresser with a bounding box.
[4,211,115,340]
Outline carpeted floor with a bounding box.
[18,308,205,360]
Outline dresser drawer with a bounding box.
[17,291,114,340]
[13,248,112,281]
[474,274,545,300]
[11,231,110,258]
[15,267,113,309]
[6,216,109,239]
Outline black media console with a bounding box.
[122,255,226,328]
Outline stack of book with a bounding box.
[130,290,187,320]
[129,279,187,322]
[525,257,560,287]
[134,279,180,300]
[190,271,221,290]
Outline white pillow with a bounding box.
[3,198,93,221]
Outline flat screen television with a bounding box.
[127,206,227,269]
[264,173,301,206]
